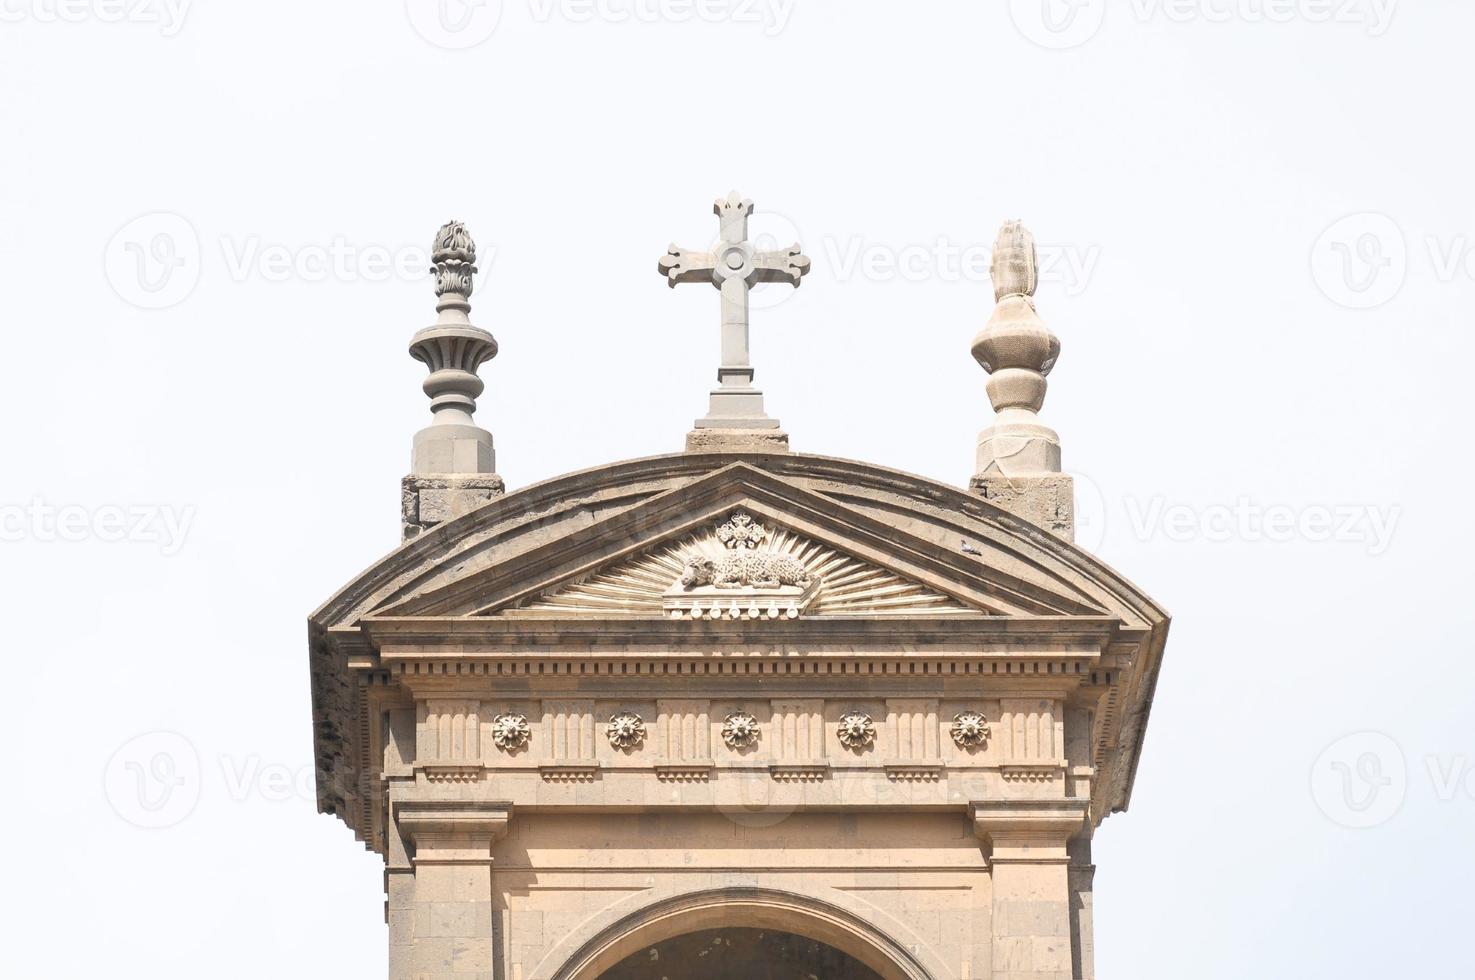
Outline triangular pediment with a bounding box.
[520,507,973,619]
[368,463,1111,620]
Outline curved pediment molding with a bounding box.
[312,454,1164,629]
[363,462,1112,620]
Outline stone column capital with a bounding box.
[970,799,1088,863]
[395,800,512,866]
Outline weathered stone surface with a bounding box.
[969,473,1075,541]
[683,427,790,454]
[401,473,506,540]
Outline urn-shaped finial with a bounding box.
[971,220,1063,478]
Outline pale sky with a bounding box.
[2,2,1471,977]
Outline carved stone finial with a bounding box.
[991,220,1038,302]
[969,220,1074,540]
[430,220,478,304]
[971,220,1062,478]
[402,220,504,540]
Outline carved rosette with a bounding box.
[606,711,646,751]
[837,711,876,750]
[490,713,530,751]
[951,711,991,750]
[717,510,767,550]
[721,711,760,750]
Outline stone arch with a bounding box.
[549,887,936,980]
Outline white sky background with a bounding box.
[1,1,1471,976]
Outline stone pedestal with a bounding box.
[970,473,1075,541]
[402,474,506,540]
[684,427,790,453]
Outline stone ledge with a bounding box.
[685,428,790,453]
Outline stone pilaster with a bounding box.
[392,800,512,980]
[1068,838,1096,980]
[972,799,1088,980]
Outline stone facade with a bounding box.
[307,214,1170,979]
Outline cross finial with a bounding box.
[658,191,810,451]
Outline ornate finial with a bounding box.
[991,220,1037,302]
[402,220,502,539]
[971,220,1062,478]
[430,220,478,305]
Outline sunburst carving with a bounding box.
[518,516,974,617]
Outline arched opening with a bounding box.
[551,888,931,980]
[597,927,882,980]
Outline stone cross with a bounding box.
[659,191,810,433]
